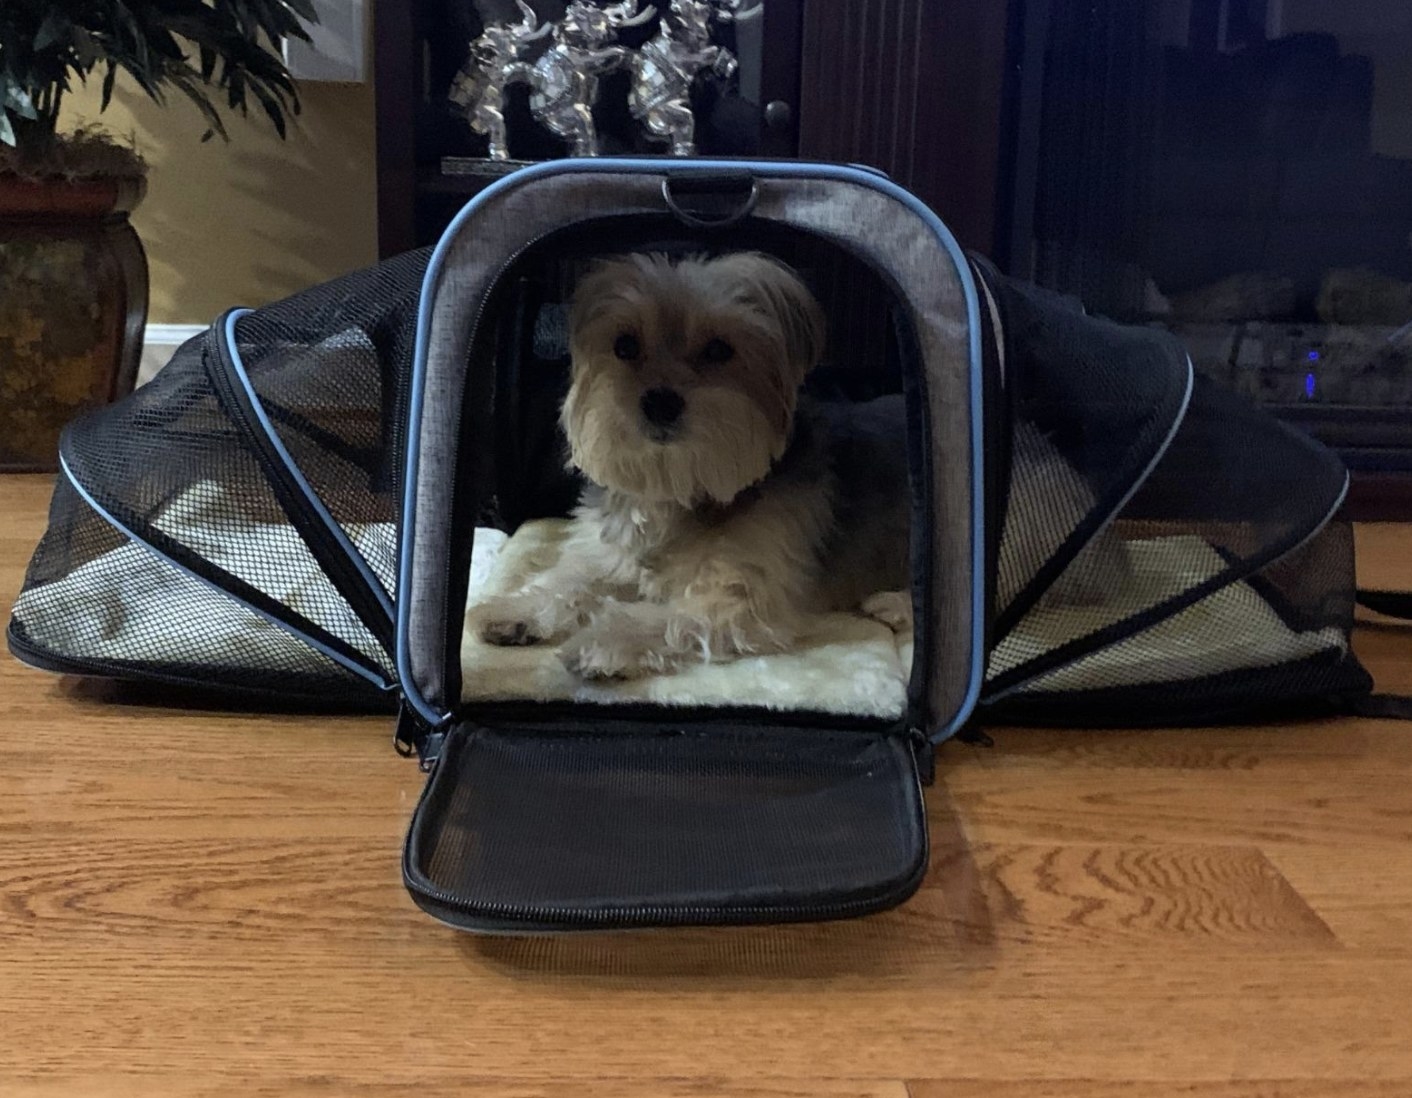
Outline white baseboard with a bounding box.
[138,323,206,387]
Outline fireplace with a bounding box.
[998,0,1412,515]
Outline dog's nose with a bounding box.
[640,387,685,429]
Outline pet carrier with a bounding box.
[7,159,1382,933]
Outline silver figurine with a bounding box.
[449,1,552,161]
[629,0,760,155]
[523,0,656,157]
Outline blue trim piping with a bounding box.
[397,158,987,737]
[222,310,395,620]
[58,453,394,690]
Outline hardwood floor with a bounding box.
[2,472,1410,1097]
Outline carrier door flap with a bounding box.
[402,723,927,932]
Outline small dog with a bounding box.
[468,251,1130,681]
[468,250,914,680]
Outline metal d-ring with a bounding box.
[660,176,760,229]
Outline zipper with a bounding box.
[206,316,397,662]
[393,701,446,768]
[908,725,938,784]
[408,875,924,931]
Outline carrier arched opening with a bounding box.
[438,208,977,739]
[397,161,989,745]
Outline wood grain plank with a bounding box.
[924,842,1338,946]
[910,1084,1412,1097]
[1264,843,1412,949]
[0,1081,911,1098]
[5,970,1412,1081]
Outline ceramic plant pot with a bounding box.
[0,173,148,472]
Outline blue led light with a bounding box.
[1305,372,1317,398]
[1308,350,1320,361]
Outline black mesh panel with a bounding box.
[9,477,380,702]
[56,335,389,676]
[9,254,433,695]
[974,264,1367,723]
[989,276,1190,634]
[988,525,1372,725]
[987,376,1349,699]
[404,724,927,931]
[232,249,429,598]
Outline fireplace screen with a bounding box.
[1007,0,1412,481]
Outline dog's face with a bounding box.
[562,252,825,506]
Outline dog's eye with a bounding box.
[613,333,640,361]
[700,338,734,365]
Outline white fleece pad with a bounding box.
[459,520,910,717]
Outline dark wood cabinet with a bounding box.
[373,0,1005,257]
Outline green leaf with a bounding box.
[2,82,40,122]
[4,0,310,145]
[70,27,100,70]
[33,13,68,52]
[249,81,287,138]
[284,0,321,24]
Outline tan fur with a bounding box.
[469,251,845,681]
[560,252,823,507]
[466,250,1142,681]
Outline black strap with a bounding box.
[1351,591,1412,718]
[1349,693,1412,720]
[1358,590,1412,619]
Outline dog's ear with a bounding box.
[569,254,650,340]
[722,253,826,379]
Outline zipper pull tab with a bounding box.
[908,727,937,786]
[393,701,444,770]
[956,723,995,748]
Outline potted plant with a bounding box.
[0,1,316,472]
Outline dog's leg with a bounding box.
[557,599,681,680]
[559,563,798,680]
[861,590,914,634]
[470,543,634,647]
[469,576,598,647]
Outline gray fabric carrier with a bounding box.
[5,159,1375,934]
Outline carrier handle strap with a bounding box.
[661,173,759,229]
[1350,590,1412,720]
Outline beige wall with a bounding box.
[60,76,378,324]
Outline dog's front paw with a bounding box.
[862,590,914,633]
[558,626,662,681]
[467,593,550,647]
[481,617,543,646]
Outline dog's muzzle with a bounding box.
[640,387,685,440]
